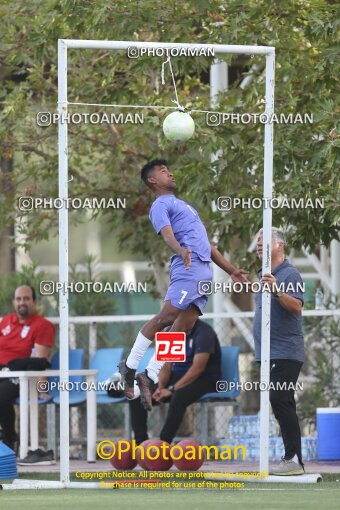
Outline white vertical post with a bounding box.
[331,240,340,298]
[69,323,76,348]
[210,60,228,332]
[19,377,29,460]
[89,322,97,358]
[210,60,231,436]
[29,378,39,450]
[86,374,97,462]
[330,240,340,392]
[259,50,275,474]
[68,323,80,445]
[58,39,70,484]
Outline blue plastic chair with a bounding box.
[89,347,124,404]
[197,346,241,444]
[199,345,241,401]
[52,349,86,405]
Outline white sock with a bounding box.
[146,355,165,383]
[126,332,152,370]
[292,454,299,463]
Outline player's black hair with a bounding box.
[140,159,168,186]
[13,285,36,301]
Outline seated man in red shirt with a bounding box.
[0,285,55,453]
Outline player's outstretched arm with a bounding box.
[160,226,192,269]
[210,243,249,284]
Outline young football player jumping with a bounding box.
[119,159,248,410]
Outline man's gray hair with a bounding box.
[258,227,286,245]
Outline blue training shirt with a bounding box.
[253,259,305,362]
[149,194,211,263]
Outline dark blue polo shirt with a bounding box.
[172,320,221,382]
[253,259,305,362]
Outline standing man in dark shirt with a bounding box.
[129,319,221,444]
[253,227,305,475]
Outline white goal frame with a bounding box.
[57,39,275,483]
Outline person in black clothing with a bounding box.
[129,319,221,444]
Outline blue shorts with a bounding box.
[164,254,212,314]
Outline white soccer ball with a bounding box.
[163,111,195,142]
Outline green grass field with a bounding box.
[1,474,339,510]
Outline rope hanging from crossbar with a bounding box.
[161,55,184,111]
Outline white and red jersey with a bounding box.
[0,313,55,365]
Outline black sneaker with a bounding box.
[136,371,156,411]
[118,359,136,399]
[18,448,55,465]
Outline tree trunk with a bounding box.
[0,156,15,273]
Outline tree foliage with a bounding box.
[1,0,339,271]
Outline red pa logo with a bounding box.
[155,332,186,362]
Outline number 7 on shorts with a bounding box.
[178,290,188,304]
